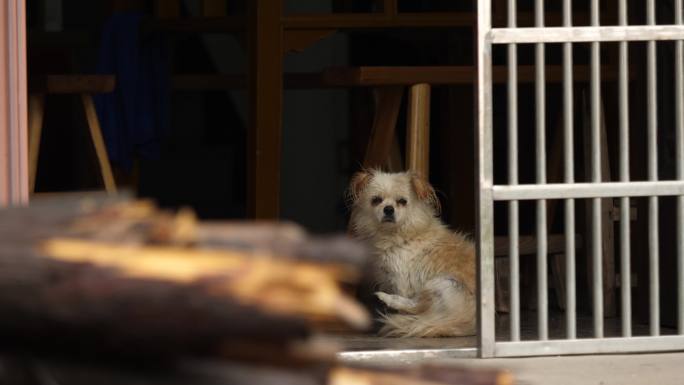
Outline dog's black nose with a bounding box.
[383,205,394,215]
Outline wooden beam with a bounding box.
[283,11,615,30]
[172,65,630,91]
[247,0,282,219]
[143,12,617,34]
[283,12,473,29]
[29,75,115,94]
[323,65,627,86]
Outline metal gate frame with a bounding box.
[477,0,684,357]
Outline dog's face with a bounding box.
[348,170,441,236]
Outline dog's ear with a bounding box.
[410,173,441,216]
[348,171,372,203]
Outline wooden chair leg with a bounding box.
[405,83,430,178]
[28,93,45,193]
[81,93,117,194]
[363,86,404,170]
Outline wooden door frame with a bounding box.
[0,0,28,207]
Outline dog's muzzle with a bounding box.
[382,205,395,223]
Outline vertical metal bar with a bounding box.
[476,0,496,358]
[563,0,576,340]
[535,0,548,341]
[675,0,684,335]
[647,0,660,337]
[590,0,604,338]
[507,0,520,342]
[618,0,632,338]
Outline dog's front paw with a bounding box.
[375,292,418,312]
[375,291,393,305]
[375,291,392,305]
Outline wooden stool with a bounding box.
[28,75,117,194]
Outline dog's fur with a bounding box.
[348,170,476,337]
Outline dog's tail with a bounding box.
[379,310,476,338]
[378,277,476,337]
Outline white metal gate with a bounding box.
[477,0,684,357]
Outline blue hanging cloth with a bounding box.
[94,12,170,171]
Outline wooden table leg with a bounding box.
[247,0,283,219]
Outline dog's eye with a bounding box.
[397,198,408,206]
[371,196,383,206]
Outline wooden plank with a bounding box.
[363,87,403,170]
[81,94,117,194]
[405,83,430,178]
[247,0,282,219]
[30,75,115,94]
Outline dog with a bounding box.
[347,170,476,337]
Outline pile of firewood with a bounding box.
[0,193,512,385]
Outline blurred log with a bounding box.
[330,365,514,385]
[0,195,370,362]
[0,358,513,385]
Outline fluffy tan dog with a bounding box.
[348,170,476,337]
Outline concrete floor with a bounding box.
[442,352,684,385]
[330,312,683,385]
[338,347,684,385]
